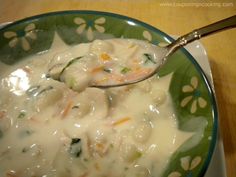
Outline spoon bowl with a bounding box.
[90,15,236,88]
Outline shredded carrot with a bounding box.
[124,85,135,91]
[0,111,6,119]
[125,68,152,81]
[110,74,125,83]
[115,77,125,82]
[94,74,124,84]
[134,66,142,71]
[61,100,73,118]
[94,162,101,171]
[79,172,88,177]
[95,77,109,84]
[128,43,135,48]
[29,116,40,123]
[91,66,104,74]
[96,143,105,150]
[100,53,111,61]
[112,117,131,126]
[132,58,139,64]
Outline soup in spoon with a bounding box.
[48,39,163,91]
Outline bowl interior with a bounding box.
[0,11,217,177]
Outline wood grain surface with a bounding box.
[0,0,235,176]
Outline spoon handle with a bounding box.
[168,15,236,52]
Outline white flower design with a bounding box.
[180,76,207,113]
[143,30,169,47]
[74,17,106,41]
[168,156,202,177]
[3,23,37,51]
[158,41,169,47]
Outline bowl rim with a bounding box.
[0,10,218,177]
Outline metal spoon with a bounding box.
[91,15,236,88]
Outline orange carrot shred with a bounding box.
[125,68,152,81]
[95,77,109,84]
[79,172,88,177]
[0,111,6,119]
[132,59,139,64]
[100,53,111,61]
[134,66,141,71]
[29,116,40,123]
[96,143,104,150]
[94,162,101,171]
[61,100,73,118]
[91,66,104,73]
[112,117,131,126]
[110,74,125,82]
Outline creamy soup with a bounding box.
[0,35,192,177]
[48,39,163,89]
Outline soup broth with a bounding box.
[0,35,192,177]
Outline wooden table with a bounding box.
[0,0,235,176]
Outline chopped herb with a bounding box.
[72,105,79,109]
[121,67,131,74]
[59,56,83,79]
[83,158,89,162]
[68,77,78,89]
[22,147,29,153]
[135,151,142,159]
[19,129,34,138]
[0,129,3,139]
[143,53,156,64]
[71,138,81,145]
[44,73,51,79]
[25,130,33,135]
[124,167,129,171]
[110,144,114,148]
[18,111,26,119]
[69,138,82,158]
[103,68,112,73]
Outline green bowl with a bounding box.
[0,11,217,177]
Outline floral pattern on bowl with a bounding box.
[0,11,217,177]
